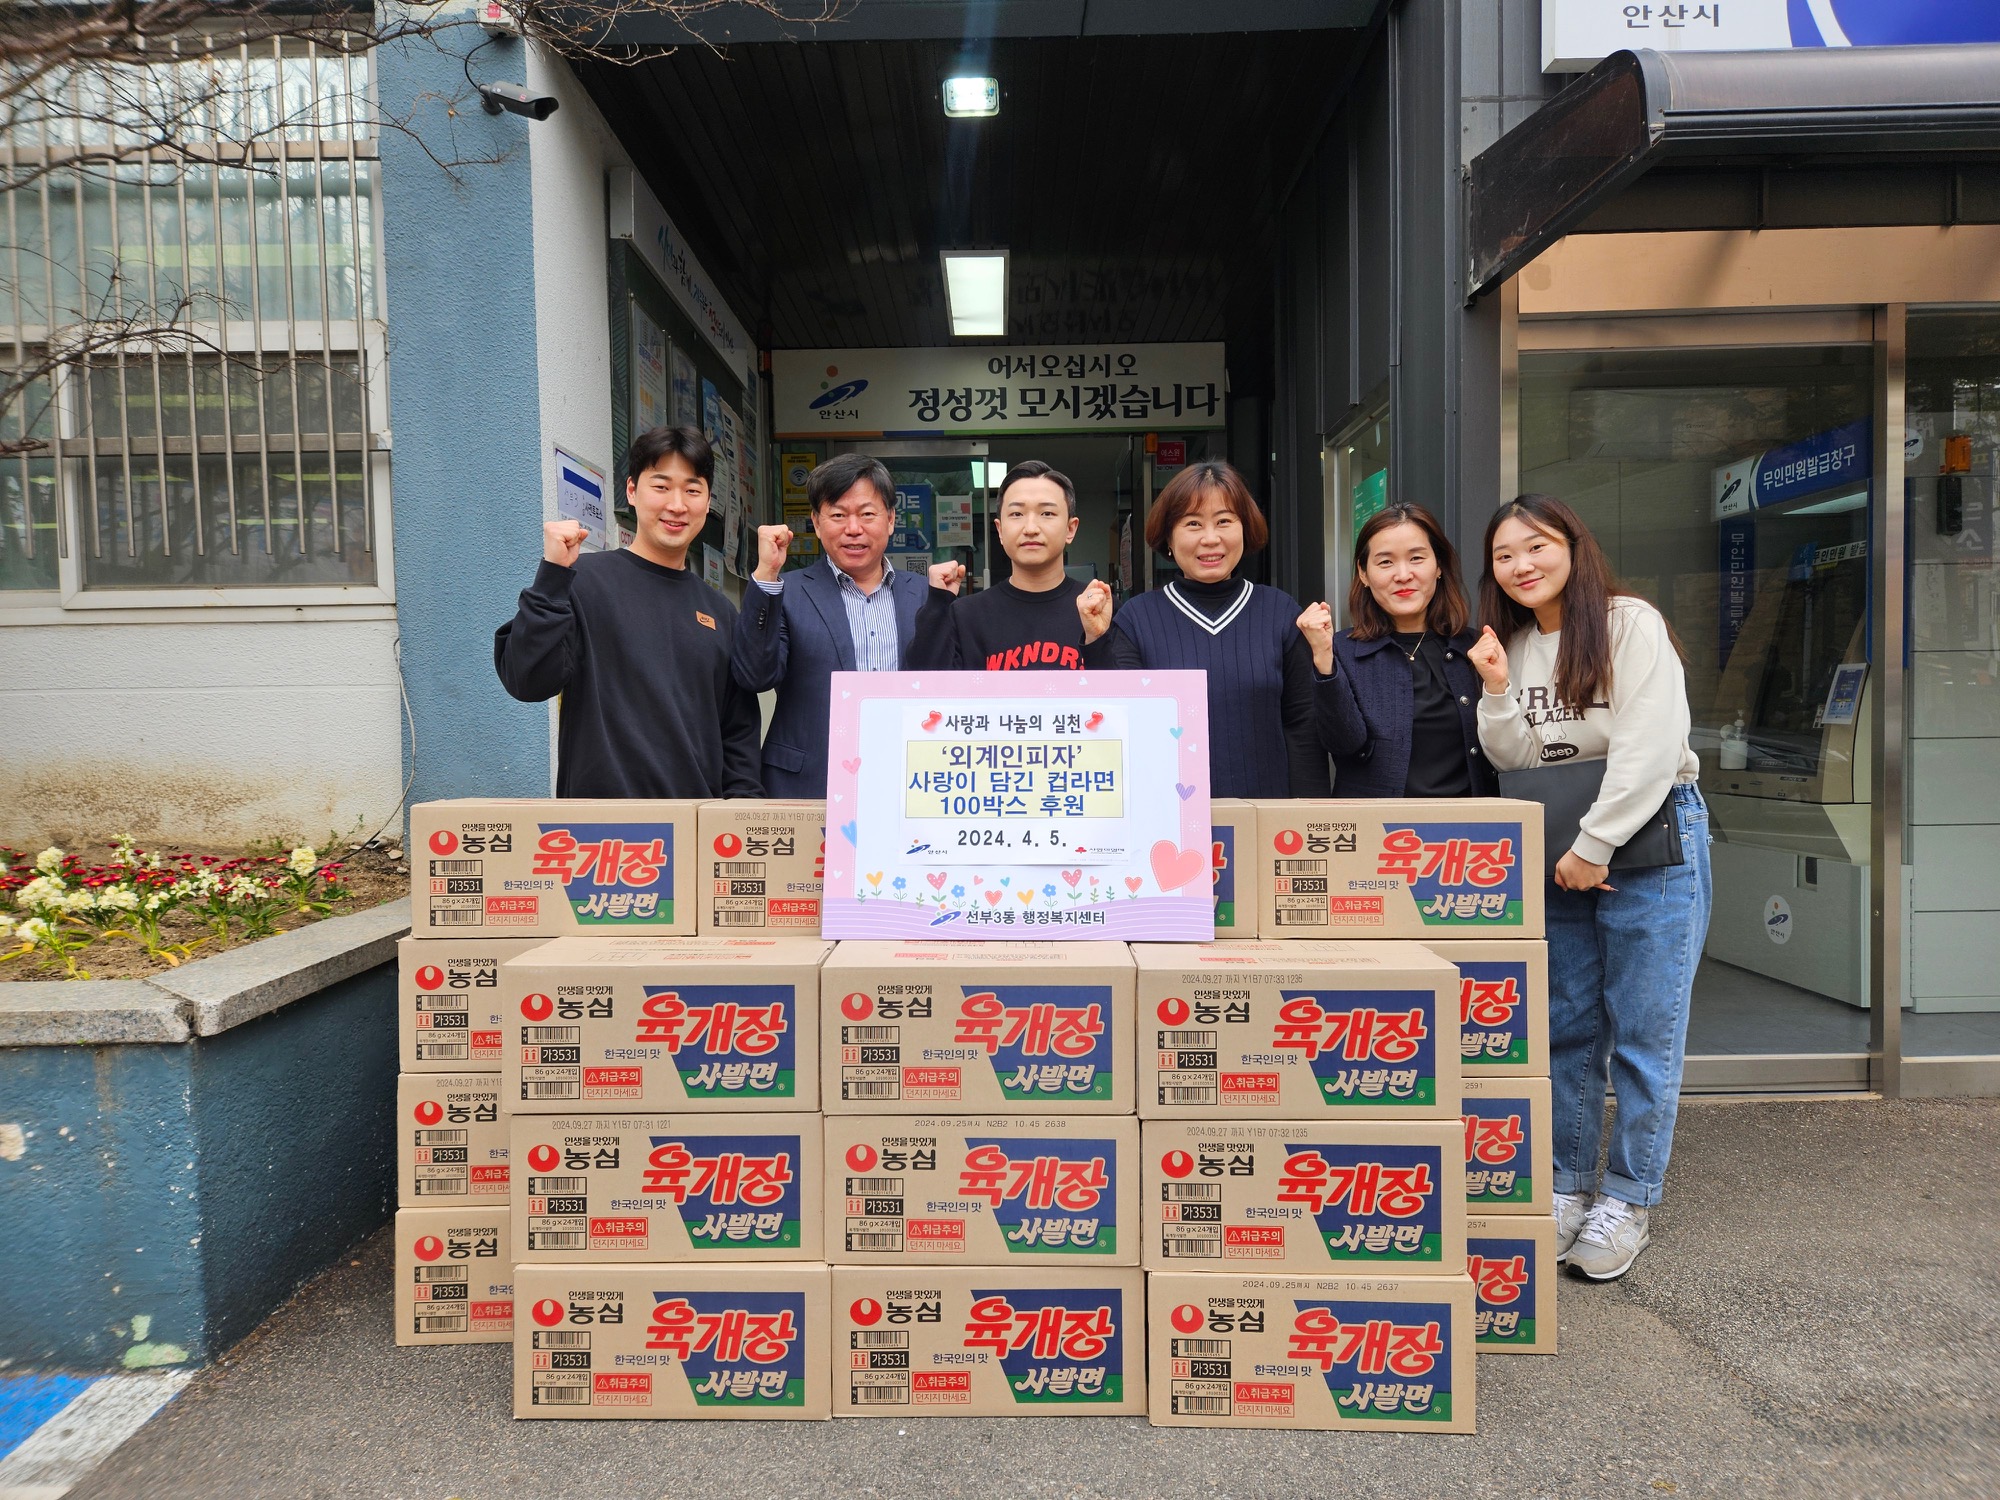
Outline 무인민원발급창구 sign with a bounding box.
[822,670,1214,941]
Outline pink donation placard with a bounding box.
[822,669,1214,941]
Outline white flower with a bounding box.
[97,887,140,913]
[144,891,172,913]
[62,889,97,914]
[288,846,317,877]
[227,876,265,903]
[34,847,65,875]
[0,914,14,939]
[16,917,50,943]
[16,875,68,912]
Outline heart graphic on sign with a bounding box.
[1176,783,1195,801]
[1085,712,1104,731]
[1061,869,1082,887]
[866,871,883,887]
[1017,890,1033,905]
[921,710,943,731]
[1150,840,1207,892]
[840,820,858,845]
[1125,876,1144,893]
[841,757,862,774]
[927,872,948,890]
[972,876,983,885]
[999,877,1010,886]
[1090,877,1099,886]
[984,889,1003,906]
[1169,726,1183,739]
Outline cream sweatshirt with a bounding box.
[1476,595,1699,866]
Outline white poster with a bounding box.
[771,343,1226,439]
[669,346,699,429]
[554,447,610,551]
[936,494,974,547]
[631,306,667,436]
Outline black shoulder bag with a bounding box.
[1497,758,1684,883]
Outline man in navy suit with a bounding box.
[733,452,928,795]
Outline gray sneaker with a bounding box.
[1567,1197,1651,1281]
[1552,1190,1589,1262]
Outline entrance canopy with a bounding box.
[1466,44,2000,298]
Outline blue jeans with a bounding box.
[1547,784,1713,1209]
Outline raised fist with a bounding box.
[544,518,588,568]
[928,561,967,595]
[1295,601,1334,675]
[1467,625,1511,693]
[1077,579,1114,643]
[754,524,794,583]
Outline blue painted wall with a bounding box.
[376,33,549,808]
[0,964,395,1370]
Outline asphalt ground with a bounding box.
[63,1097,2000,1500]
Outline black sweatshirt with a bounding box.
[493,551,764,798]
[907,574,1145,672]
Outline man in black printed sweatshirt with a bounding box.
[906,460,1135,671]
[493,426,763,798]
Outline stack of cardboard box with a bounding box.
[820,941,1147,1416]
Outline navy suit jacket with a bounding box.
[730,560,928,796]
[1317,627,1499,798]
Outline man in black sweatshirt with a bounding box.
[908,460,1134,671]
[493,426,763,798]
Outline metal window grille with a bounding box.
[0,34,387,592]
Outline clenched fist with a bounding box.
[1077,579,1114,643]
[1295,601,1334,675]
[754,524,794,584]
[1467,625,1511,693]
[544,518,589,568]
[929,561,967,595]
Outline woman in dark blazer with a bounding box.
[1296,502,1497,798]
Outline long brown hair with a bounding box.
[1479,493,1676,710]
[1347,503,1471,643]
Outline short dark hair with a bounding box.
[1144,458,1269,554]
[627,425,713,486]
[997,460,1077,518]
[1347,502,1471,642]
[808,452,896,512]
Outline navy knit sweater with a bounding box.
[1104,578,1333,799]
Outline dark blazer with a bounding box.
[1317,627,1499,799]
[731,560,928,796]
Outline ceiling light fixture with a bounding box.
[941,250,1008,338]
[942,76,1000,118]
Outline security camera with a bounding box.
[479,82,559,120]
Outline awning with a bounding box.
[1466,44,2000,298]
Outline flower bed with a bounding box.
[2,838,407,981]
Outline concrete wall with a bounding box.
[0,619,404,847]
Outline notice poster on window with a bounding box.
[670,346,700,428]
[716,400,744,575]
[632,308,667,436]
[555,447,610,550]
[822,670,1213,941]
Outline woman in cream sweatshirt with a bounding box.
[1466,493,1710,1284]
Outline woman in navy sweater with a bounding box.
[1078,460,1332,799]
[1296,502,1496,798]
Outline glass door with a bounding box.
[1325,397,1391,628]
[1516,335,1877,1089]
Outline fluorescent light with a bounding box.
[1779,487,1868,517]
[979,460,1008,489]
[942,76,999,118]
[942,250,1008,337]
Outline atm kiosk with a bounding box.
[1700,421,1874,1006]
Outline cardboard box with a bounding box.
[1425,940,1550,1079]
[1209,799,1258,938]
[696,800,825,934]
[823,1117,1139,1264]
[510,1113,822,1262]
[1466,1214,1557,1355]
[398,935,546,1071]
[512,1263,831,1419]
[1132,940,1459,1120]
[1139,1121,1464,1275]
[1253,799,1544,940]
[394,1206,512,1345]
[397,1073,508,1207]
[410,799,700,937]
[820,941,1136,1115]
[830,1266,1146,1416]
[502,936,831,1113]
[1146,1272,1476,1432]
[1461,1075,1553,1216]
